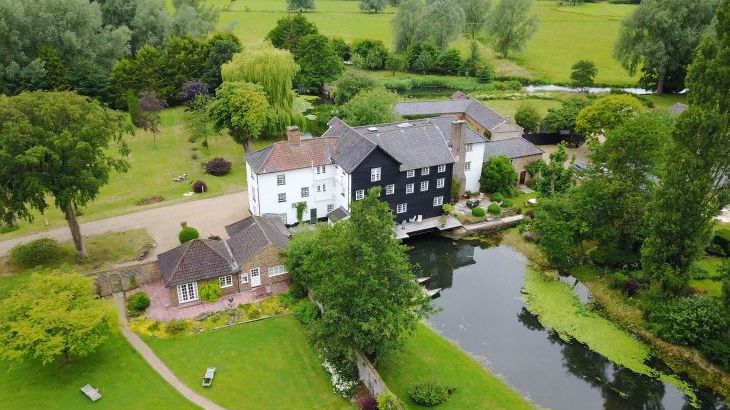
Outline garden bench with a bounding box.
[202,367,216,387]
[80,384,102,402]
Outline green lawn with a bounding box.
[1,107,283,239]
[378,324,534,410]
[142,315,353,410]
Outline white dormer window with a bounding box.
[420,181,429,192]
[277,174,285,185]
[355,189,365,200]
[386,184,395,195]
[371,167,381,182]
[406,170,415,178]
[465,144,473,152]
[421,167,430,176]
[437,164,446,173]
[406,183,414,194]
[437,178,445,189]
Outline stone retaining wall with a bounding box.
[91,261,161,296]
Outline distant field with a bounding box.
[205,0,637,85]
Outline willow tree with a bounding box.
[221,45,304,135]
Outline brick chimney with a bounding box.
[450,119,466,197]
[287,126,301,145]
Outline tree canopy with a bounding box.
[285,187,430,363]
[514,103,542,133]
[341,88,399,126]
[570,60,597,88]
[207,82,270,152]
[575,94,644,137]
[480,155,517,196]
[459,0,492,39]
[541,98,591,134]
[360,0,387,13]
[0,269,117,365]
[331,70,380,105]
[614,0,716,94]
[294,34,345,90]
[288,0,315,12]
[487,0,538,57]
[266,14,319,51]
[415,0,466,49]
[0,91,132,258]
[222,45,304,135]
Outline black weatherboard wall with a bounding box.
[350,147,452,223]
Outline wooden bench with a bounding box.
[202,367,216,387]
[80,384,102,402]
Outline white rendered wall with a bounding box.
[464,142,485,192]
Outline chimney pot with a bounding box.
[287,126,301,145]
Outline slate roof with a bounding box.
[427,115,487,145]
[225,215,290,266]
[246,137,338,174]
[483,138,544,160]
[327,206,350,223]
[325,118,377,173]
[396,93,509,131]
[351,120,455,172]
[158,239,237,287]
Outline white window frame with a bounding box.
[421,167,430,176]
[327,204,334,213]
[385,184,395,195]
[177,282,199,303]
[465,143,473,152]
[322,183,326,192]
[277,193,286,203]
[406,170,415,178]
[371,167,381,182]
[420,181,429,192]
[437,164,446,173]
[433,196,444,207]
[396,203,407,214]
[240,272,249,283]
[355,189,365,200]
[465,161,471,171]
[219,275,233,288]
[268,265,287,277]
[437,178,445,189]
[301,187,309,198]
[406,183,414,194]
[276,174,286,185]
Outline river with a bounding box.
[407,235,728,410]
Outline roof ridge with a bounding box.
[200,238,234,263]
[252,216,273,245]
[168,240,192,283]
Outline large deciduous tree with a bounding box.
[541,98,591,134]
[414,0,466,49]
[288,0,315,12]
[575,94,644,138]
[533,142,574,197]
[222,45,304,135]
[341,88,399,126]
[480,155,517,196]
[570,60,597,89]
[0,269,117,365]
[0,91,132,258]
[202,32,241,91]
[393,0,425,53]
[360,0,387,13]
[487,0,538,58]
[294,34,345,90]
[514,103,542,133]
[266,13,319,51]
[285,187,430,363]
[331,71,380,105]
[641,0,730,296]
[614,0,716,94]
[207,82,270,152]
[459,0,491,39]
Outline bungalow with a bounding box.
[157,215,290,306]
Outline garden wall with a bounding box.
[92,261,161,297]
[356,351,389,398]
[523,132,585,147]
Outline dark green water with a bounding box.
[407,235,729,410]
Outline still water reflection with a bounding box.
[407,235,728,410]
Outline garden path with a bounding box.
[0,191,249,257]
[112,293,227,410]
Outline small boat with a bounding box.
[416,276,431,285]
[424,288,442,298]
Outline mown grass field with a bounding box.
[0,273,197,410]
[143,315,353,410]
[205,0,637,85]
[0,108,282,239]
[379,324,535,410]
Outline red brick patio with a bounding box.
[138,279,289,321]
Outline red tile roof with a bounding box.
[247,137,339,174]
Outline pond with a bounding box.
[407,235,728,410]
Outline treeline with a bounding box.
[0,0,218,104]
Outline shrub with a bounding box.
[487,203,501,214]
[700,338,730,371]
[647,297,729,346]
[501,199,513,208]
[589,244,640,270]
[166,320,188,335]
[356,392,378,410]
[199,281,222,303]
[192,180,208,193]
[471,207,486,217]
[377,392,402,410]
[409,380,453,407]
[127,292,151,311]
[689,264,712,280]
[277,292,297,308]
[491,192,505,203]
[293,300,319,326]
[477,64,495,83]
[179,226,199,243]
[9,238,64,268]
[205,157,232,176]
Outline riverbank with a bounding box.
[501,229,730,402]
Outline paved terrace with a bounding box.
[395,215,462,239]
